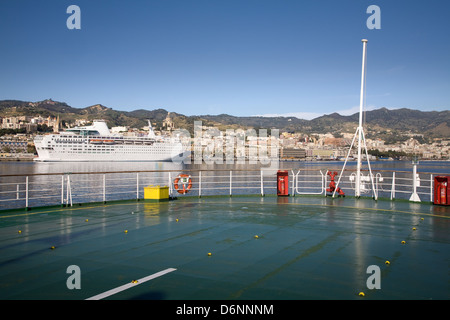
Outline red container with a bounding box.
[277,170,289,196]
[434,176,450,205]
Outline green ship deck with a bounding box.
[0,195,449,300]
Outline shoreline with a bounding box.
[0,156,35,162]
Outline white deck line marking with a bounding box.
[86,268,177,300]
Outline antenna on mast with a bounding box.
[333,39,377,199]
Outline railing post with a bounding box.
[318,170,323,196]
[430,174,433,203]
[65,174,72,207]
[260,170,264,197]
[102,174,106,203]
[168,172,172,198]
[66,175,69,206]
[409,160,421,202]
[229,170,232,197]
[136,173,139,200]
[390,172,396,200]
[199,171,202,198]
[68,175,72,207]
[291,170,295,197]
[25,176,29,209]
[61,175,64,206]
[298,170,302,196]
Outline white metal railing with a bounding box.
[293,170,326,195]
[0,168,446,210]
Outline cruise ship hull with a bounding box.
[34,120,189,162]
[34,139,188,162]
[34,152,188,162]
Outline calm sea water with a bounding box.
[0,159,449,176]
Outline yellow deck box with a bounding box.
[144,185,169,201]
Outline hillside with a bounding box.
[308,108,450,142]
[0,99,448,141]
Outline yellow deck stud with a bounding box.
[401,240,406,244]
[412,227,416,231]
[124,230,128,233]
[85,219,89,222]
[18,230,22,234]
[254,235,259,239]
[420,218,424,221]
[176,219,179,222]
[131,280,138,284]
[385,261,390,265]
[358,292,365,297]
[50,246,55,250]
[207,252,212,256]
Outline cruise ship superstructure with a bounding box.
[34,120,187,162]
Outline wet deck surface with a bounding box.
[0,196,449,300]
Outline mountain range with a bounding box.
[0,99,448,143]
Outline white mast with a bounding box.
[355,39,368,197]
[333,39,377,199]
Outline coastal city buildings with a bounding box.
[0,115,448,161]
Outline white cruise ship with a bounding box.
[34,120,188,162]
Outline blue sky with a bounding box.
[0,0,449,119]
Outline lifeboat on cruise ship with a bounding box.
[90,139,103,144]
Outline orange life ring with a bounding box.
[174,174,192,194]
